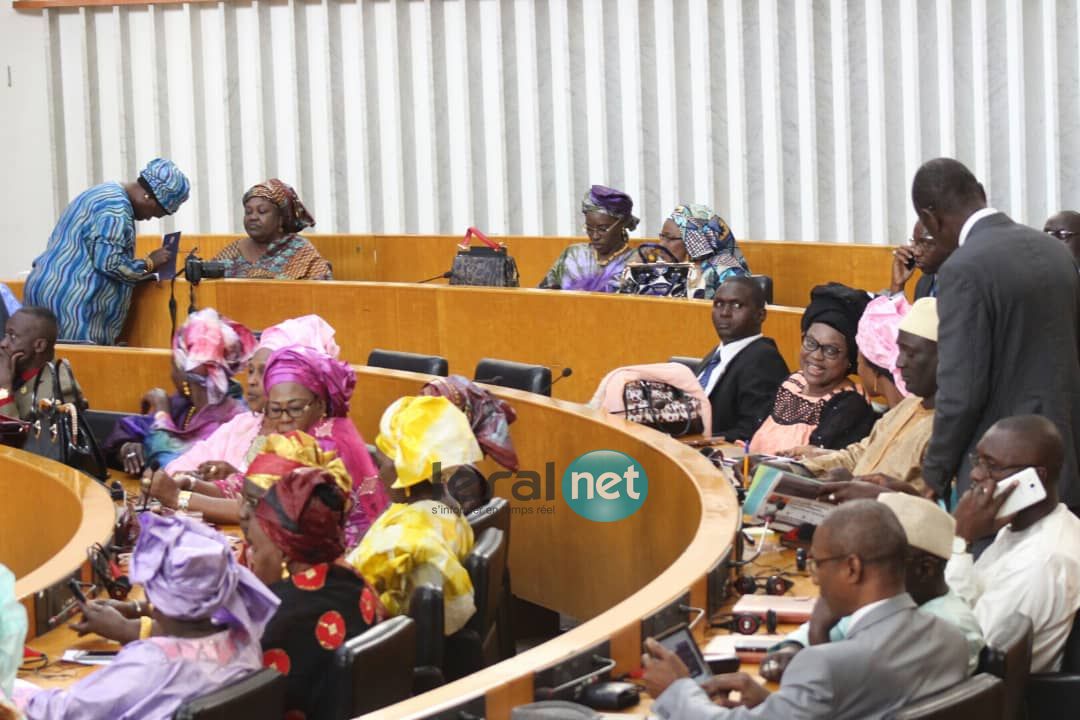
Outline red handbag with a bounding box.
[449,227,520,287]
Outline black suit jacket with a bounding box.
[696,337,789,441]
[925,212,1080,505]
[914,273,936,299]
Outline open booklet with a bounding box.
[742,464,834,531]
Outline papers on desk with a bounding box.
[704,634,788,662]
[742,465,833,531]
[61,649,119,666]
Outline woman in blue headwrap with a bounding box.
[539,185,640,292]
[656,204,750,299]
[24,158,190,344]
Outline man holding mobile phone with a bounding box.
[947,415,1080,672]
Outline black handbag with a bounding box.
[618,262,695,297]
[621,380,705,437]
[449,227,520,287]
[24,360,109,481]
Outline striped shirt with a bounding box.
[24,182,148,344]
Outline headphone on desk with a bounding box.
[711,609,779,635]
[734,573,794,596]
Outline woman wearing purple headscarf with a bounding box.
[146,346,388,546]
[539,185,640,292]
[19,514,278,720]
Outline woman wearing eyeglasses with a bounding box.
[145,346,388,546]
[749,283,877,455]
[538,185,639,292]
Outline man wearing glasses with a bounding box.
[946,415,1080,673]
[889,219,955,300]
[1043,211,1080,266]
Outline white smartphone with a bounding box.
[994,467,1047,519]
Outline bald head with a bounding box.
[911,158,986,214]
[982,415,1064,484]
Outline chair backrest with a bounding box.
[474,358,552,396]
[83,409,128,451]
[172,668,285,720]
[367,348,449,376]
[467,496,510,546]
[979,613,1034,720]
[1061,610,1080,673]
[668,356,703,374]
[890,673,1004,720]
[329,615,416,718]
[409,584,446,693]
[464,527,508,637]
[750,274,774,304]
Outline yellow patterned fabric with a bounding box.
[245,431,352,495]
[346,500,476,634]
[375,396,482,490]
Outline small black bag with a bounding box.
[24,360,109,481]
[621,380,705,437]
[449,227,520,287]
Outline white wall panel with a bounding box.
[4,0,1080,276]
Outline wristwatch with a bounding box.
[952,536,971,555]
[177,491,192,512]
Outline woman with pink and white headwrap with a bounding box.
[855,294,912,410]
[105,308,257,474]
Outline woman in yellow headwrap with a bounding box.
[346,396,480,635]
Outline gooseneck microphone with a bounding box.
[417,271,453,284]
[540,367,573,395]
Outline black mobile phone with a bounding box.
[67,578,88,605]
[905,255,916,270]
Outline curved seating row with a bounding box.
[38,350,740,718]
[131,233,911,308]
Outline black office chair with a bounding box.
[668,356,702,373]
[172,668,285,720]
[1026,612,1080,719]
[467,497,514,661]
[445,527,508,680]
[409,584,447,694]
[83,410,129,468]
[890,673,1004,719]
[328,615,416,718]
[750,274,774,304]
[978,613,1033,720]
[367,348,449,376]
[474,358,551,396]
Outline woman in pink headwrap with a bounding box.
[854,294,911,411]
[147,346,388,546]
[105,308,257,474]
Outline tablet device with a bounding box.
[994,467,1047,519]
[157,232,182,280]
[653,624,713,685]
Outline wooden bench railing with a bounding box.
[132,234,915,307]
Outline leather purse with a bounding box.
[23,360,109,481]
[449,227,520,287]
[618,262,696,297]
[621,380,705,437]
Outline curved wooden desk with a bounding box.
[31,279,806,405]
[52,351,740,719]
[130,233,911,307]
[0,447,115,636]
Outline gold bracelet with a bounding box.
[139,616,153,640]
[178,491,192,512]
[144,256,155,273]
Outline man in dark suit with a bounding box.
[695,277,789,441]
[912,158,1080,507]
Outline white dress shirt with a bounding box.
[957,207,1000,247]
[698,334,763,396]
[946,503,1080,672]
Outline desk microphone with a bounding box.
[540,367,573,395]
[140,460,161,511]
[417,271,453,284]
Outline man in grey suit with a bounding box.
[643,501,969,719]
[911,158,1080,506]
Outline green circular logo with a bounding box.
[562,450,648,522]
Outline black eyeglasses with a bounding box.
[802,335,845,361]
[1045,228,1079,240]
[909,233,936,248]
[968,452,1027,477]
[265,398,317,420]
